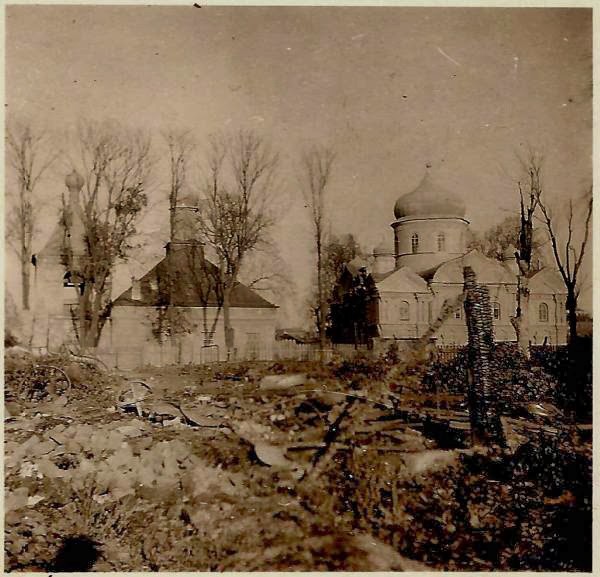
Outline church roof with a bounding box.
[529,268,567,294]
[345,257,370,276]
[376,266,430,293]
[394,172,466,220]
[429,249,517,285]
[113,246,277,309]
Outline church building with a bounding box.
[29,171,278,366]
[334,170,568,346]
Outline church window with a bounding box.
[437,232,445,252]
[399,301,410,321]
[454,308,462,320]
[539,302,549,323]
[411,233,419,254]
[492,302,501,320]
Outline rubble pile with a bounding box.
[4,351,592,572]
[315,429,591,571]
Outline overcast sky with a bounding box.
[5,5,593,323]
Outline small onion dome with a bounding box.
[176,191,200,208]
[65,169,84,192]
[502,243,518,261]
[373,239,394,256]
[394,172,466,220]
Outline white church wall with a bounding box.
[102,305,278,367]
[528,292,568,345]
[378,291,434,340]
[427,282,519,345]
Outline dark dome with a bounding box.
[65,170,84,192]
[394,172,466,219]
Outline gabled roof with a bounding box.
[529,268,567,295]
[345,257,370,276]
[113,246,277,309]
[376,266,430,293]
[429,249,516,285]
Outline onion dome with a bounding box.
[394,172,466,219]
[373,238,394,256]
[176,190,200,208]
[502,243,518,261]
[65,170,84,192]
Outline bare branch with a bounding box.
[6,117,59,309]
[197,128,279,358]
[298,144,336,346]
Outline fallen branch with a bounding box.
[34,364,71,395]
[300,396,360,483]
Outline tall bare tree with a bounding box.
[156,129,199,347]
[199,129,278,360]
[6,119,58,310]
[163,128,196,239]
[511,152,543,356]
[468,214,544,269]
[299,144,335,350]
[537,186,593,347]
[63,120,153,352]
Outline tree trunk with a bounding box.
[565,289,582,416]
[316,236,327,360]
[223,286,234,361]
[21,256,30,310]
[511,275,531,358]
[566,290,578,347]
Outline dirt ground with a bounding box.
[4,353,593,571]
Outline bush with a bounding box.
[422,344,560,412]
[5,331,19,348]
[333,352,388,381]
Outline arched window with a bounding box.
[437,232,445,252]
[454,308,462,320]
[492,302,501,320]
[399,301,410,321]
[411,233,419,254]
[539,302,549,323]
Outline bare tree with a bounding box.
[537,186,593,347]
[155,129,200,348]
[299,144,335,351]
[6,119,58,310]
[468,214,544,269]
[510,152,543,356]
[199,129,279,360]
[163,128,196,239]
[62,120,153,352]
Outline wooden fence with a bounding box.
[95,340,376,370]
[273,341,371,362]
[94,339,562,371]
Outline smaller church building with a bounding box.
[332,171,568,347]
[29,171,278,366]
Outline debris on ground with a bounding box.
[4,350,592,572]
